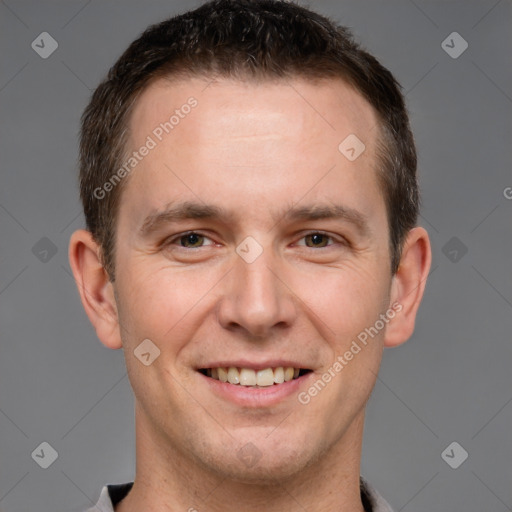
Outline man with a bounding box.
[69,0,431,510]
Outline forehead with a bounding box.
[120,75,384,232]
[128,75,379,152]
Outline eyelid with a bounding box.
[294,230,345,247]
[163,230,217,248]
[162,230,347,249]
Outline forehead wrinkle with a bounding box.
[139,199,371,238]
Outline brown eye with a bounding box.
[304,233,331,248]
[179,233,205,248]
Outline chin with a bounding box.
[214,456,310,485]
[192,433,323,484]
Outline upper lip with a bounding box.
[197,360,311,371]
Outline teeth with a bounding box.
[218,367,228,383]
[205,366,304,386]
[274,366,285,384]
[256,368,275,387]
[240,368,256,386]
[227,367,240,384]
[284,367,294,382]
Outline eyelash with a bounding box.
[163,230,345,249]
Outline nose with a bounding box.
[216,247,297,339]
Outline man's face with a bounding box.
[112,76,394,480]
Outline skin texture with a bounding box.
[69,77,431,511]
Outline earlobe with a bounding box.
[68,229,123,350]
[384,227,432,348]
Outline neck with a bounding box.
[116,405,366,512]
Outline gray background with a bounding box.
[1,1,511,511]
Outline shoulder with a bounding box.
[360,477,395,512]
[85,482,134,512]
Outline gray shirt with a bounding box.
[86,478,394,511]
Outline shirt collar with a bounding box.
[88,478,394,512]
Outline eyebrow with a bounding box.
[139,200,370,237]
[140,201,235,236]
[281,203,370,235]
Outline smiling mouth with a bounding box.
[198,367,312,387]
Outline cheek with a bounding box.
[301,265,390,423]
[291,260,391,344]
[114,260,223,348]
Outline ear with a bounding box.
[384,227,432,348]
[68,229,123,349]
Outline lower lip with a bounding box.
[199,372,313,407]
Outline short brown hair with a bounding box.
[79,0,418,280]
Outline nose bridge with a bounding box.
[239,251,278,305]
[217,241,295,336]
